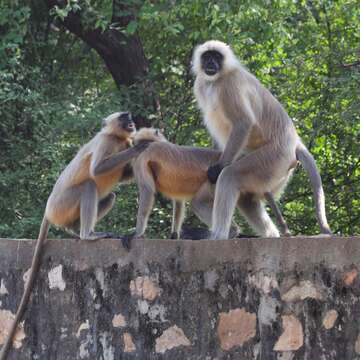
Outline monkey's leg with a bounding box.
[79,180,114,240]
[65,227,80,239]
[191,183,214,226]
[97,192,116,222]
[122,186,155,249]
[211,146,287,239]
[238,194,280,238]
[135,185,155,238]
[264,192,291,236]
[64,193,116,239]
[120,166,157,250]
[191,183,240,238]
[170,200,185,239]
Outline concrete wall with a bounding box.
[0,236,359,360]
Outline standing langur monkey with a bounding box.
[126,128,290,246]
[192,40,332,239]
[0,112,148,360]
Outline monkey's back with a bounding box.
[138,142,220,200]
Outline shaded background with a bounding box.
[0,0,359,239]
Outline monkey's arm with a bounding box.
[220,121,252,165]
[91,142,149,176]
[208,93,256,184]
[208,121,252,184]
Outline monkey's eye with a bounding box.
[119,112,131,122]
[155,129,159,135]
[202,50,223,64]
[214,53,223,62]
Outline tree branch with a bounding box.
[45,0,148,87]
[341,59,360,68]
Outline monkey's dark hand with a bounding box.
[120,233,136,250]
[133,141,151,153]
[207,163,224,184]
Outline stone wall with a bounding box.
[0,236,359,359]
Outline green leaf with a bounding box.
[126,20,138,35]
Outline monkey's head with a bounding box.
[102,112,136,138]
[192,40,239,80]
[132,127,167,145]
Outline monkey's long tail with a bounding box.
[295,143,332,235]
[0,216,50,360]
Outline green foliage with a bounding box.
[0,0,358,239]
[50,1,81,21]
[138,0,360,235]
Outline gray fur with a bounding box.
[171,200,186,238]
[296,144,331,234]
[193,40,331,239]
[264,192,291,236]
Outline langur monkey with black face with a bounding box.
[192,40,332,239]
[125,128,290,247]
[0,112,148,360]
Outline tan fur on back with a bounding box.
[134,142,219,200]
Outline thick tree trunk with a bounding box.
[45,0,155,127]
[45,0,148,87]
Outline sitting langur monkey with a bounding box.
[192,40,332,239]
[126,128,290,246]
[0,112,148,360]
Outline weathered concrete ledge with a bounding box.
[0,236,359,359]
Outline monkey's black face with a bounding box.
[201,50,223,76]
[119,112,135,133]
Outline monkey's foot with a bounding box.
[211,230,261,240]
[237,233,258,238]
[170,232,179,240]
[320,228,333,236]
[229,225,240,239]
[65,228,81,239]
[120,232,143,250]
[120,235,132,250]
[82,232,116,241]
[309,233,332,238]
[207,163,224,184]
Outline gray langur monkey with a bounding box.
[192,40,332,239]
[123,128,290,248]
[0,112,148,360]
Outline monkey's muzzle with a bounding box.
[205,66,218,76]
[126,122,135,131]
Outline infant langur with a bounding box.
[124,127,289,248]
[193,40,332,239]
[0,112,148,360]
